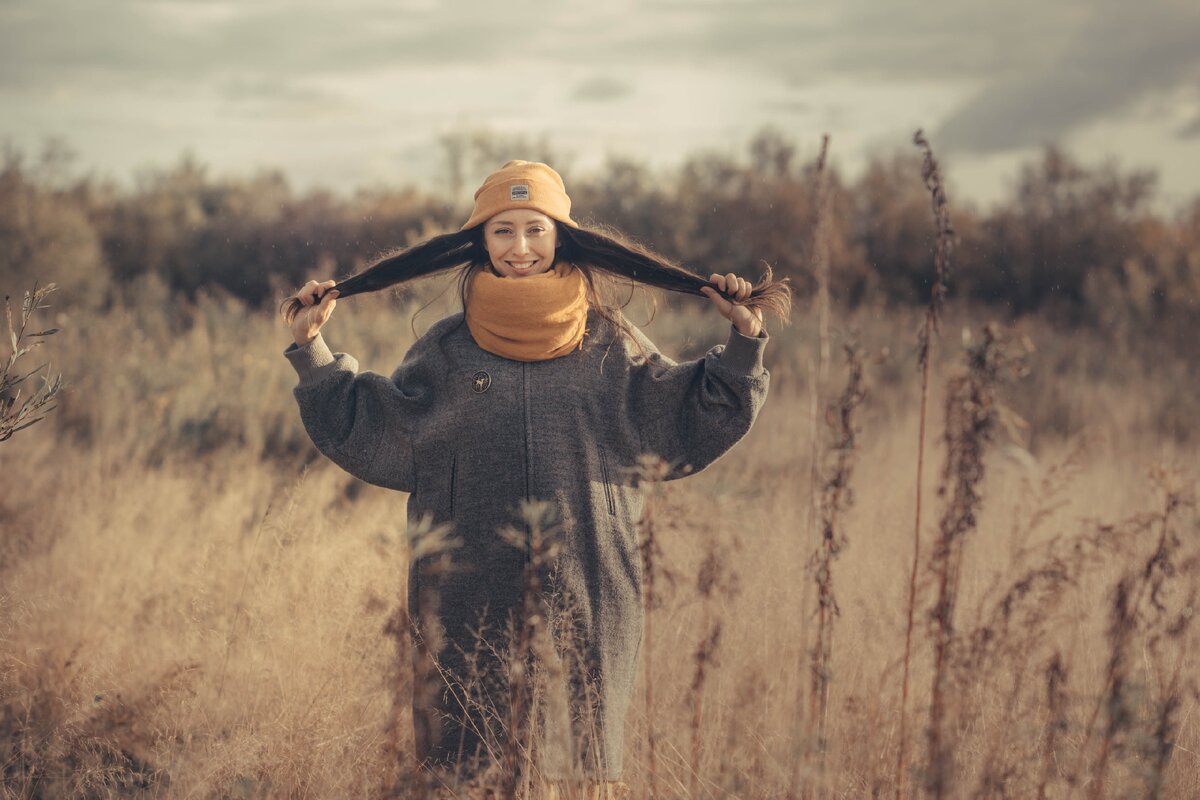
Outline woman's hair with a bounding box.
[279,221,792,354]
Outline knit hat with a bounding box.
[460,160,580,231]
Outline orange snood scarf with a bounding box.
[465,262,590,362]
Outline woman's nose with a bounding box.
[512,235,530,254]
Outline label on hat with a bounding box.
[510,185,530,201]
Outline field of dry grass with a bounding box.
[1,274,1197,798]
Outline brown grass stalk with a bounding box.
[895,128,953,800]
[1088,576,1135,800]
[382,598,414,799]
[688,529,737,799]
[1,281,64,444]
[689,584,717,797]
[632,454,675,800]
[790,132,833,800]
[496,499,565,798]
[1036,653,1069,800]
[403,515,462,798]
[1084,470,1192,800]
[808,342,866,769]
[925,323,1027,799]
[812,133,832,373]
[1143,572,1195,800]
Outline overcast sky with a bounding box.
[3,0,1198,210]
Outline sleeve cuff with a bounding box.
[283,332,340,387]
[718,322,768,377]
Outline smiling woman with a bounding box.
[278,160,791,796]
[484,210,561,277]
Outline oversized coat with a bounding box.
[282,306,770,783]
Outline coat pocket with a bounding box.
[597,448,617,517]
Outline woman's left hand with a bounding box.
[700,272,764,338]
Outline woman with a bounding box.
[280,160,790,796]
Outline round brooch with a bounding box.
[471,371,491,394]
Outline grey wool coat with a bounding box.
[283,306,770,782]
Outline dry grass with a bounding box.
[1,282,64,444]
[1,276,1198,798]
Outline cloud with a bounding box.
[5,0,1199,177]
[626,0,1090,85]
[570,76,632,103]
[763,98,812,115]
[0,0,570,92]
[0,0,1046,95]
[4,0,1177,101]
[935,0,1200,153]
[218,76,351,114]
[1181,115,1200,139]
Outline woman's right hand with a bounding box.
[290,279,339,346]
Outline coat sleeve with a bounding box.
[625,319,770,482]
[283,331,434,492]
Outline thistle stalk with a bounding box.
[809,343,866,754]
[924,324,1026,799]
[895,129,953,800]
[791,132,832,800]
[633,454,673,799]
[689,527,737,799]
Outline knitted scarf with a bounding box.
[465,262,590,362]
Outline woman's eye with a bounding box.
[494,228,512,235]
[528,227,545,234]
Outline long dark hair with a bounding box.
[279,220,793,353]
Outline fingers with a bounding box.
[298,280,319,306]
[725,272,738,298]
[728,272,752,301]
[704,272,762,337]
[297,279,337,306]
[316,291,337,324]
[708,273,753,301]
[316,286,338,311]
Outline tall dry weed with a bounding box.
[1082,468,1195,800]
[496,499,565,798]
[630,454,676,799]
[895,129,954,799]
[806,342,867,773]
[924,323,1030,798]
[403,516,464,797]
[4,161,1200,799]
[688,525,738,799]
[1036,652,1070,800]
[790,132,834,800]
[1,282,63,444]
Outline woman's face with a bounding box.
[483,209,558,278]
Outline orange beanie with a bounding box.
[460,160,580,231]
